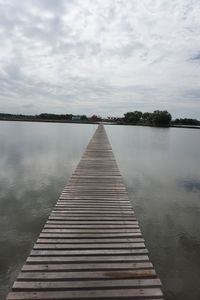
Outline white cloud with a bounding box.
[0,0,200,118]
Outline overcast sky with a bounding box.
[0,0,200,118]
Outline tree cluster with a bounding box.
[36,113,73,120]
[124,110,172,126]
[90,115,102,122]
[0,113,89,122]
[172,118,200,126]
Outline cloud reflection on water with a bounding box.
[106,125,200,300]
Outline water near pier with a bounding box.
[0,121,200,300]
[106,125,200,300]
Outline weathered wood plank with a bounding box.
[7,288,163,299]
[44,225,139,230]
[46,221,138,225]
[48,217,137,221]
[26,255,150,264]
[30,248,148,256]
[13,278,161,290]
[37,238,145,244]
[33,243,145,250]
[41,229,141,233]
[22,262,153,272]
[18,269,157,280]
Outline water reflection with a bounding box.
[181,179,200,192]
[106,125,200,300]
[0,121,96,299]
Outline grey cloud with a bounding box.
[190,53,200,61]
[22,103,35,109]
[33,0,65,12]
[0,0,200,118]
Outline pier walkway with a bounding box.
[7,125,163,300]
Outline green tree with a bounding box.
[124,111,143,123]
[65,114,73,120]
[80,115,88,121]
[142,112,153,123]
[151,110,172,126]
[173,118,199,125]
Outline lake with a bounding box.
[0,121,200,300]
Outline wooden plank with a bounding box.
[53,207,133,211]
[55,203,132,206]
[41,229,141,234]
[49,212,135,216]
[7,288,163,299]
[13,278,161,290]
[18,269,157,280]
[46,221,138,225]
[39,233,142,238]
[51,210,134,214]
[44,225,139,229]
[30,248,148,256]
[48,217,137,221]
[27,255,150,264]
[22,262,153,272]
[33,243,145,250]
[37,238,145,244]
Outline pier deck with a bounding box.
[7,125,163,300]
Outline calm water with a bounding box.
[0,122,200,300]
[106,125,200,300]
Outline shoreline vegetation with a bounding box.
[0,111,199,129]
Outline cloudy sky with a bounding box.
[0,0,200,118]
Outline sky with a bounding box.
[0,0,200,118]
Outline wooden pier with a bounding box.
[7,125,163,300]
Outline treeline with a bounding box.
[36,113,90,121]
[123,110,172,126]
[0,113,89,122]
[0,112,199,126]
[122,110,200,126]
[35,113,74,120]
[0,113,106,123]
[172,118,200,126]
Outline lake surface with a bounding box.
[0,121,200,300]
[106,125,200,300]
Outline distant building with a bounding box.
[72,115,81,121]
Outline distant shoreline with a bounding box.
[170,124,200,129]
[0,118,95,125]
[0,118,200,129]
